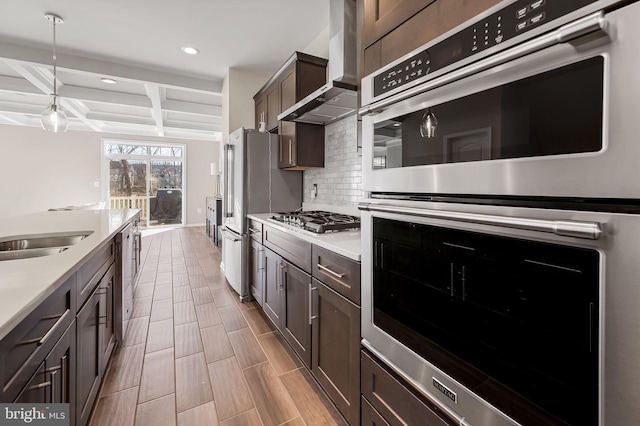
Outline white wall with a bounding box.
[222,67,274,140]
[0,124,218,225]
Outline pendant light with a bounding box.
[41,13,68,133]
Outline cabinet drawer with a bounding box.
[0,275,75,402]
[361,350,456,426]
[264,225,311,273]
[77,241,114,308]
[312,245,360,305]
[361,396,391,426]
[248,220,263,243]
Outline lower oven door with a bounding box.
[360,198,640,426]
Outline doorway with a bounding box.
[104,140,186,227]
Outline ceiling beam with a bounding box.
[0,41,222,94]
[60,98,102,131]
[8,63,101,131]
[0,75,44,96]
[162,100,221,117]
[0,101,45,115]
[59,85,151,108]
[0,113,28,126]
[145,84,165,137]
[7,62,53,95]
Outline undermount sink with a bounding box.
[0,231,93,261]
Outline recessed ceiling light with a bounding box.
[100,78,117,84]
[181,46,199,55]
[393,123,401,127]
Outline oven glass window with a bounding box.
[373,56,603,169]
[373,217,600,425]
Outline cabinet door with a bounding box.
[76,288,103,426]
[263,248,284,330]
[278,121,296,169]
[46,322,76,425]
[312,280,361,426]
[250,239,265,307]
[101,264,116,371]
[13,362,49,403]
[255,96,266,130]
[363,0,435,48]
[282,261,311,367]
[266,85,280,132]
[280,65,296,113]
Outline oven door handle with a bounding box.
[359,11,609,116]
[358,203,603,240]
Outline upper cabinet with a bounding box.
[254,52,327,170]
[361,0,502,76]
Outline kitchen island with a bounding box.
[0,208,140,340]
[0,208,140,425]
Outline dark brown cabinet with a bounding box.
[0,275,75,403]
[361,350,456,426]
[282,261,312,367]
[277,121,325,170]
[263,247,284,330]
[249,238,264,307]
[361,0,502,76]
[312,278,361,425]
[76,285,103,426]
[251,220,362,425]
[254,52,327,170]
[100,264,116,369]
[46,322,75,410]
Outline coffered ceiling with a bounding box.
[0,0,329,141]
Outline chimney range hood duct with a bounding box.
[278,0,357,125]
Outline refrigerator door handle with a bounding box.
[224,144,233,218]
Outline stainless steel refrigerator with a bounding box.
[220,128,302,300]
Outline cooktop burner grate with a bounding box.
[271,210,361,233]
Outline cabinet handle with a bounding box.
[50,369,58,403]
[280,140,283,162]
[288,140,292,164]
[61,355,68,403]
[249,227,260,235]
[308,285,318,325]
[278,261,286,291]
[27,380,52,391]
[17,309,70,347]
[317,264,346,279]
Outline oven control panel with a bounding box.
[373,0,597,97]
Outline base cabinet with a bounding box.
[361,350,457,426]
[249,238,264,307]
[282,261,311,367]
[76,286,103,426]
[312,279,360,425]
[263,248,284,330]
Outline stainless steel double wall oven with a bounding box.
[359,0,640,425]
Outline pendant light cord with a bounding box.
[52,17,58,100]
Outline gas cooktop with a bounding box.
[270,210,360,234]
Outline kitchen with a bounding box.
[1,0,640,425]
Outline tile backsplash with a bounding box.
[303,115,363,210]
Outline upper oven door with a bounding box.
[362,2,640,198]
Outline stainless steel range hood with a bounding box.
[278,0,357,125]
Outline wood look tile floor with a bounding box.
[90,227,346,426]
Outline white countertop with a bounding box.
[247,213,362,261]
[0,209,140,341]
